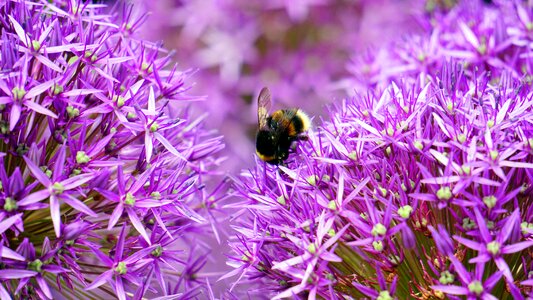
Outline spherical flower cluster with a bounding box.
[227,1,533,299]
[343,0,532,92]
[0,1,226,299]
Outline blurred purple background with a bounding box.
[134,0,424,172]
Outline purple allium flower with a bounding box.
[0,1,227,299]
[226,1,533,298]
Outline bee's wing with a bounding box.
[257,87,271,129]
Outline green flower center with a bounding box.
[141,62,153,74]
[150,122,159,133]
[439,270,455,284]
[4,197,18,212]
[477,43,487,55]
[378,187,387,197]
[348,151,358,161]
[461,165,471,175]
[377,290,392,300]
[307,243,317,254]
[52,83,64,95]
[483,195,496,209]
[398,205,413,219]
[112,95,125,107]
[125,192,136,206]
[436,186,452,200]
[457,133,467,144]
[277,195,286,206]
[327,200,337,210]
[306,175,318,186]
[12,87,26,101]
[521,222,533,235]
[463,218,476,230]
[115,262,127,275]
[487,241,500,256]
[386,126,394,137]
[489,150,498,160]
[127,112,137,119]
[32,40,41,51]
[66,106,80,118]
[28,259,43,272]
[468,280,483,295]
[76,151,91,164]
[372,223,387,237]
[152,245,163,257]
[372,240,383,251]
[52,182,65,195]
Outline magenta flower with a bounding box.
[225,1,533,298]
[85,224,157,300]
[0,238,68,299]
[432,257,504,300]
[0,1,227,298]
[21,145,96,237]
[454,209,533,282]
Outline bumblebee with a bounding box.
[255,87,311,165]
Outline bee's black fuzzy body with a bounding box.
[255,88,311,165]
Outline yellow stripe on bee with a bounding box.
[272,110,284,119]
[296,110,311,131]
[287,123,296,136]
[256,150,275,162]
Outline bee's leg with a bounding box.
[296,134,309,141]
